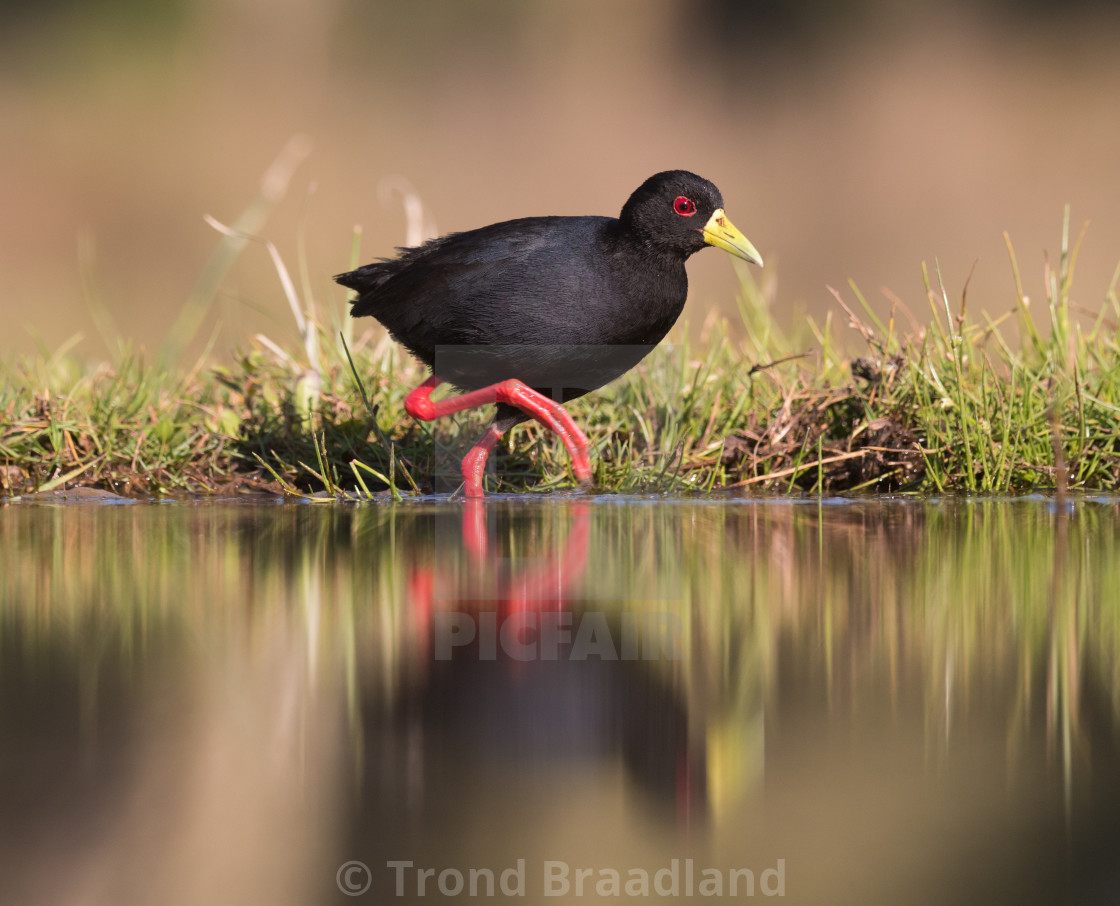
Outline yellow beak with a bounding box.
[702,208,763,267]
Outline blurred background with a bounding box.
[2,0,1119,361]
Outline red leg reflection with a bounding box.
[461,498,489,562]
[503,503,591,615]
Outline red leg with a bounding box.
[461,423,503,498]
[404,375,592,495]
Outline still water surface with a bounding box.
[2,496,1120,905]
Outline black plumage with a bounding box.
[335,170,761,495]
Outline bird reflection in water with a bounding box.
[348,501,711,895]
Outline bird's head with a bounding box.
[620,170,762,266]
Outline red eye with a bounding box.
[673,195,697,217]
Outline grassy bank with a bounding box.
[2,209,1119,500]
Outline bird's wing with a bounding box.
[343,217,614,350]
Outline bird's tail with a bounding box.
[334,261,398,317]
[334,262,393,293]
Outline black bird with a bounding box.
[335,170,762,497]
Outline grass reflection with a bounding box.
[2,497,1119,903]
[3,500,1120,784]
